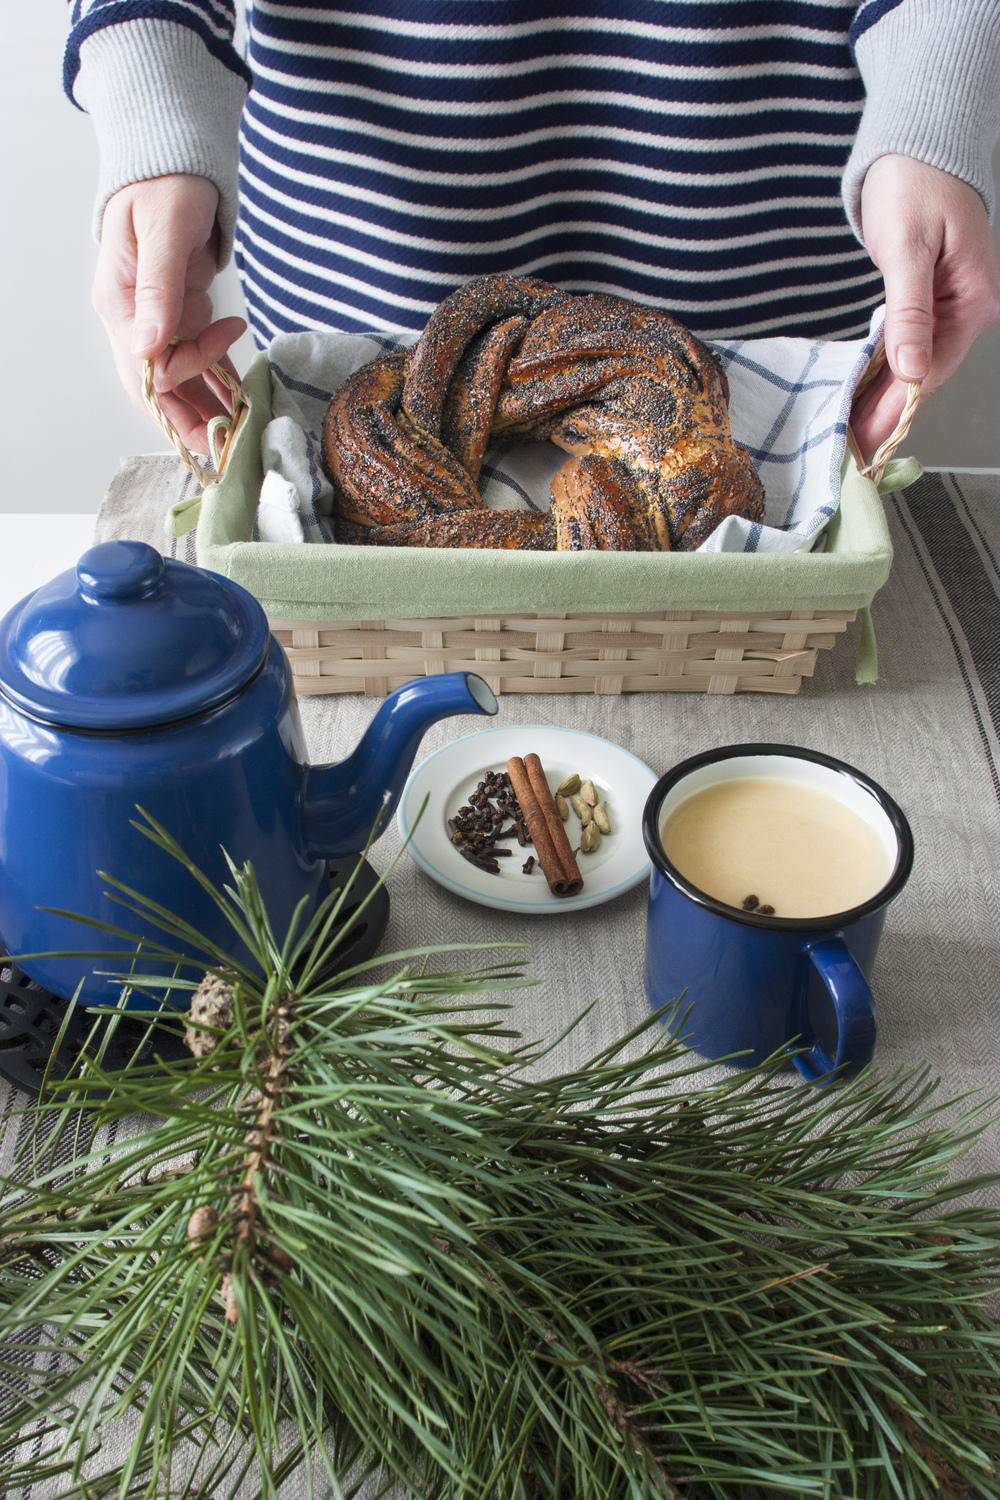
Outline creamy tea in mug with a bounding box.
[659,775,895,919]
[643,746,913,1082]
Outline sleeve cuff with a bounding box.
[73,18,247,266]
[843,0,1000,241]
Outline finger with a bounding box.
[918,280,1000,394]
[167,374,233,426]
[93,240,139,336]
[131,223,196,358]
[108,337,151,417]
[849,365,911,462]
[156,386,223,453]
[152,317,247,392]
[881,244,935,383]
[203,356,244,409]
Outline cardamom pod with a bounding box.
[592,801,612,834]
[557,773,581,797]
[580,779,598,806]
[570,795,592,825]
[580,822,601,853]
[555,793,570,821]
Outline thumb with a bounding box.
[881,243,934,382]
[130,221,190,358]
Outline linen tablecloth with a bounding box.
[3,466,1000,1497]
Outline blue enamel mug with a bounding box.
[641,744,913,1084]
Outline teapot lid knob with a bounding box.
[77,541,164,602]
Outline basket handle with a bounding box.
[847,344,922,486]
[141,346,249,488]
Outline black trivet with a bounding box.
[0,854,390,1099]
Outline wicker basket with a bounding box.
[269,610,857,698]
[148,346,918,698]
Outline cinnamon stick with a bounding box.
[524,754,586,895]
[506,755,584,897]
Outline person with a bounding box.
[66,0,1000,460]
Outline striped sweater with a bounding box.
[66,1,1000,344]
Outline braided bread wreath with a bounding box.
[321,274,765,552]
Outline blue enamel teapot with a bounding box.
[0,541,497,1008]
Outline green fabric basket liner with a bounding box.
[176,350,921,683]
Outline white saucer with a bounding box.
[396,725,658,913]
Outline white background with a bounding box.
[2,0,999,518]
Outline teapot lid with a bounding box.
[0,541,271,730]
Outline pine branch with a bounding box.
[221,987,296,1320]
[1,822,1000,1498]
[596,1378,684,1498]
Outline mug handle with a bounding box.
[793,938,877,1085]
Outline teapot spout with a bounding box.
[300,672,498,859]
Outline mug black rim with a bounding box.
[641,742,915,932]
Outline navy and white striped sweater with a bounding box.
[66,1,1000,344]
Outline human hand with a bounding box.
[93,175,247,452]
[851,155,1000,460]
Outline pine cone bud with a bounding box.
[187,1206,219,1242]
[184,974,236,1058]
[267,1241,294,1273]
[220,1272,239,1322]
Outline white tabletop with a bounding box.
[0,515,98,616]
